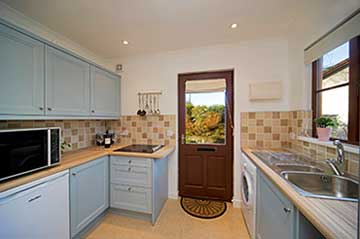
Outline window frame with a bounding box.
[312,36,360,145]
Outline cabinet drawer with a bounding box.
[111,165,152,187]
[111,156,151,168]
[110,184,152,213]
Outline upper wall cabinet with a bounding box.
[46,46,90,116]
[90,66,120,117]
[0,24,45,115]
[0,22,120,119]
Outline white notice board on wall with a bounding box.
[249,81,282,101]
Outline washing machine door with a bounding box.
[241,170,253,208]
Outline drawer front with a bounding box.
[111,156,151,168]
[110,184,152,213]
[111,165,152,187]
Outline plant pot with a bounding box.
[316,127,331,141]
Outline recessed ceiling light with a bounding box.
[122,40,129,45]
[230,23,238,29]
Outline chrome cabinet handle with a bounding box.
[283,207,291,214]
[128,167,131,172]
[91,110,95,113]
[28,195,42,203]
[127,187,132,191]
[39,107,44,111]
[128,160,132,164]
[72,172,77,176]
[47,107,52,111]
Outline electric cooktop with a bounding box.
[114,144,164,153]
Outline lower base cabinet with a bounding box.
[256,172,295,239]
[110,184,152,213]
[110,156,168,224]
[256,171,325,239]
[70,156,109,238]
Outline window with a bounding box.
[185,79,226,144]
[312,36,360,145]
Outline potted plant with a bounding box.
[314,116,338,141]
[61,141,71,153]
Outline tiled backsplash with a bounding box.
[0,120,106,151]
[241,111,291,149]
[0,115,176,152]
[241,110,359,176]
[107,115,176,146]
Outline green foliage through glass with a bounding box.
[185,102,225,144]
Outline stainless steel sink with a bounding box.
[275,163,324,173]
[281,171,358,202]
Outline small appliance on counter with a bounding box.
[0,128,61,182]
[96,130,117,148]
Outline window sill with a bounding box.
[297,136,359,155]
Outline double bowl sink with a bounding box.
[253,152,358,202]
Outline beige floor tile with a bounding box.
[85,199,250,239]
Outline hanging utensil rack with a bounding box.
[137,91,162,116]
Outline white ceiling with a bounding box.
[1,0,359,58]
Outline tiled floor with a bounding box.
[85,199,251,239]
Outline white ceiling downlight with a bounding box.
[230,23,238,29]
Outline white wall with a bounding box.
[0,2,113,72]
[108,38,291,204]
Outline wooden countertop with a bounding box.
[242,147,357,239]
[0,144,175,193]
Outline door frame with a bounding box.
[177,69,234,201]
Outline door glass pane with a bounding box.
[319,85,349,140]
[185,79,226,144]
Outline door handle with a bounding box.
[283,207,291,214]
[28,195,42,203]
[181,134,185,144]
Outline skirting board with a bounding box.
[232,198,242,208]
[168,192,179,200]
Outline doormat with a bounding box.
[180,197,227,219]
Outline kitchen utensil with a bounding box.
[140,95,146,116]
[149,94,154,114]
[156,94,160,114]
[137,94,142,115]
[145,94,150,112]
[153,95,156,115]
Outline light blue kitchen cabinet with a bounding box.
[110,156,169,224]
[46,45,90,116]
[70,156,109,238]
[0,23,45,115]
[256,172,295,239]
[90,66,120,117]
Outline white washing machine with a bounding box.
[240,153,257,239]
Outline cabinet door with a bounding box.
[46,46,90,116]
[70,157,109,237]
[0,172,69,239]
[111,165,152,187]
[110,184,152,213]
[0,24,45,115]
[90,66,120,117]
[256,172,294,239]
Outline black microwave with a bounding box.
[0,128,61,182]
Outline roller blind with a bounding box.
[304,9,360,64]
[185,79,226,93]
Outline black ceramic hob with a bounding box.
[114,144,164,153]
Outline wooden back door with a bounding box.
[178,70,234,201]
